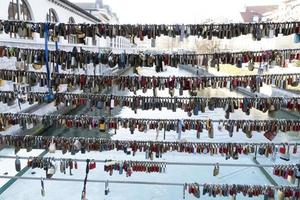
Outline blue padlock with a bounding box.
[43,92,54,103]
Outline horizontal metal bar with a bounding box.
[2,19,300,26]
[1,112,300,123]
[1,43,300,57]
[0,175,184,186]
[1,69,299,80]
[0,155,297,168]
[1,90,299,101]
[0,175,298,190]
[1,134,299,146]
[0,39,111,52]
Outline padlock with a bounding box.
[88,160,96,170]
[15,156,21,172]
[213,163,219,176]
[48,138,56,153]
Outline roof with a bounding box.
[245,5,278,14]
[58,0,101,22]
[75,2,96,10]
[240,5,278,22]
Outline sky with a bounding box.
[70,0,283,24]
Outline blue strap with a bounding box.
[55,41,59,73]
[44,23,51,93]
[44,23,54,102]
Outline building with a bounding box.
[3,0,100,24]
[75,0,130,49]
[75,0,119,23]
[222,0,300,52]
[240,5,278,22]
[262,0,300,21]
[0,0,131,49]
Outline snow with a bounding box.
[0,65,299,199]
[0,148,45,187]
[0,149,275,200]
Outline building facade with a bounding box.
[75,0,130,49]
[76,0,119,23]
[0,0,131,49]
[240,5,278,23]
[220,0,300,52]
[2,0,99,25]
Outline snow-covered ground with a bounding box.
[0,148,45,187]
[0,149,282,200]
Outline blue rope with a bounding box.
[55,41,59,73]
[44,23,54,102]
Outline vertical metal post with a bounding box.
[11,0,15,20]
[16,0,20,20]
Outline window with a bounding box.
[68,17,75,24]
[46,8,58,22]
[8,0,32,21]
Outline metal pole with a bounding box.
[16,0,20,21]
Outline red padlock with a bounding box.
[237,146,242,154]
[279,145,286,154]
[79,98,86,105]
[79,75,86,86]
[288,168,294,176]
[268,188,274,198]
[284,170,289,179]
[188,185,192,194]
[287,101,294,110]
[89,160,96,170]
[273,167,279,176]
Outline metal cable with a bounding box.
[0,155,297,168]
[1,134,299,146]
[1,112,300,123]
[34,92,300,100]
[1,69,299,80]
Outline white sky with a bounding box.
[70,0,283,24]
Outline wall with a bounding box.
[0,0,131,49]
[219,34,298,52]
[0,0,97,23]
